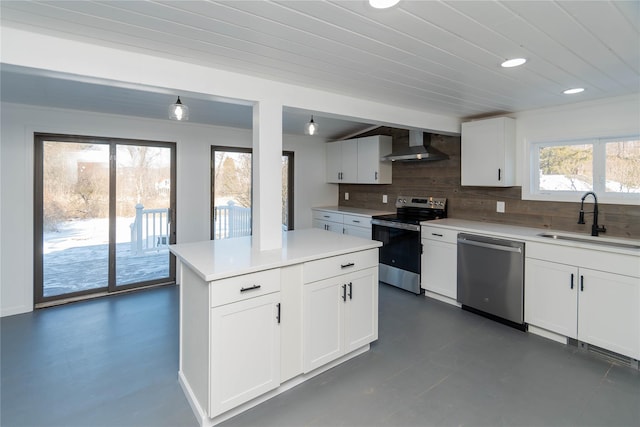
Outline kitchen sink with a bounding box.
[537,233,640,250]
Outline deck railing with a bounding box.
[213,201,251,239]
[130,204,170,255]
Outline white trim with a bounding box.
[528,325,568,345]
[180,344,370,427]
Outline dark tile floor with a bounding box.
[2,283,638,427]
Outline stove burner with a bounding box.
[372,195,447,225]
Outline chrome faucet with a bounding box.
[578,191,606,236]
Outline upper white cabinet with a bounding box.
[326,135,392,184]
[461,117,515,187]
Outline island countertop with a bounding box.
[169,228,382,282]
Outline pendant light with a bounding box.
[168,96,189,121]
[304,115,318,136]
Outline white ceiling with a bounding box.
[1,0,638,139]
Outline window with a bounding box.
[211,147,294,240]
[527,136,640,204]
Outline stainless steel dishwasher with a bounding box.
[457,233,525,330]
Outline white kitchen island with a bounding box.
[169,229,382,427]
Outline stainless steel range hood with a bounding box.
[382,130,449,162]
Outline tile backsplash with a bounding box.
[338,127,640,239]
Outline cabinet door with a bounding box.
[209,292,281,416]
[344,267,378,352]
[524,259,577,338]
[578,268,640,359]
[421,239,457,299]
[303,279,344,373]
[341,140,358,183]
[461,117,514,186]
[326,142,342,183]
[356,136,392,184]
[312,219,343,234]
[343,224,371,239]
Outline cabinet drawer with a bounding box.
[421,226,458,244]
[303,249,378,284]
[343,214,371,228]
[210,268,281,307]
[312,210,344,223]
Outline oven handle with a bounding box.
[371,219,420,232]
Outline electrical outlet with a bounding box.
[383,195,388,203]
[496,201,505,213]
[344,192,349,201]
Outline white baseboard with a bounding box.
[183,344,370,427]
[527,325,568,344]
[424,291,461,307]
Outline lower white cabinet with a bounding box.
[420,226,457,300]
[525,250,640,359]
[209,292,281,416]
[312,208,374,239]
[525,259,578,338]
[302,267,378,373]
[578,268,639,358]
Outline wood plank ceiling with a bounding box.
[1,0,638,133]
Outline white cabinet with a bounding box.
[578,268,639,359]
[461,117,515,187]
[525,242,640,359]
[356,136,393,184]
[326,135,392,184]
[208,269,282,417]
[312,210,343,233]
[343,214,372,239]
[525,258,578,338]
[312,208,373,239]
[420,226,458,302]
[210,292,280,416]
[326,140,357,183]
[302,250,378,373]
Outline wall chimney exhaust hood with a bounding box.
[382,130,449,162]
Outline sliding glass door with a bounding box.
[34,134,176,305]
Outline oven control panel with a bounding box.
[395,195,447,209]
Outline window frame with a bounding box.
[524,135,640,206]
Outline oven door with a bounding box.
[371,220,421,294]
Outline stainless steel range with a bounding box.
[371,196,447,294]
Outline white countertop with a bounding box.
[312,206,394,217]
[422,218,640,256]
[169,228,382,282]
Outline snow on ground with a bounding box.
[44,217,136,254]
[42,217,169,298]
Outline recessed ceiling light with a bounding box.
[501,58,527,68]
[563,88,585,95]
[369,0,400,9]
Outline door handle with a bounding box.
[341,262,355,269]
[498,168,502,181]
[570,273,574,289]
[342,284,347,301]
[240,285,261,292]
[348,282,353,300]
[276,303,281,324]
[375,171,378,180]
[580,275,584,291]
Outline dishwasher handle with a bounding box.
[457,236,523,253]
